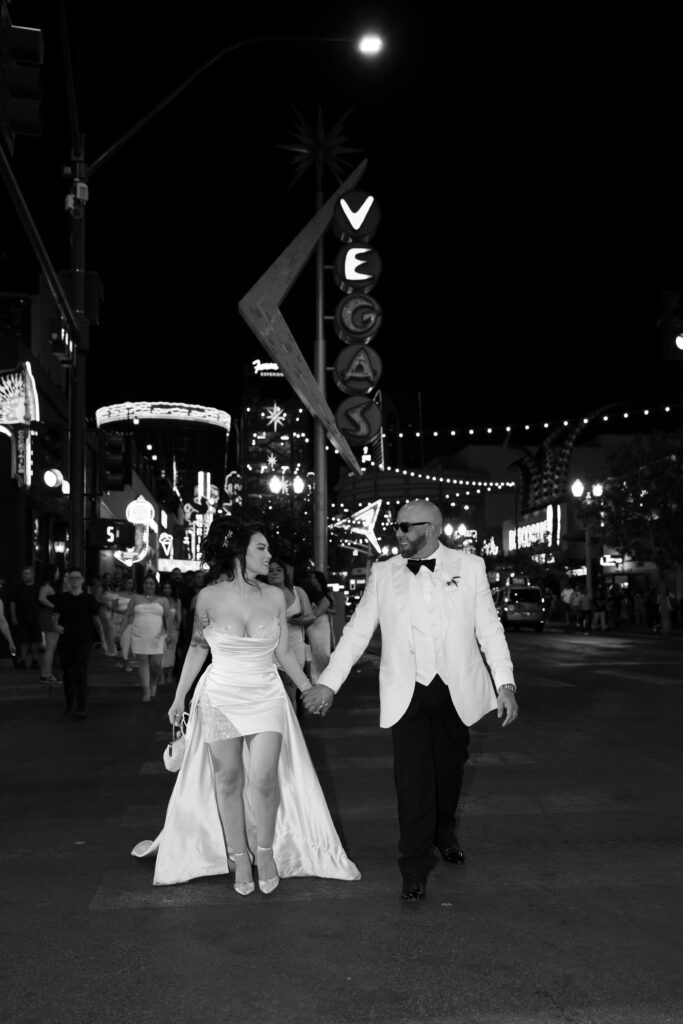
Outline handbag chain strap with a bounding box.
[170,711,189,742]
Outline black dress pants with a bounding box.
[391,675,469,879]
[59,639,92,713]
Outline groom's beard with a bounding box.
[398,532,427,559]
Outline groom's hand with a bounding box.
[497,688,518,727]
[302,684,334,716]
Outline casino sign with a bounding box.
[331,190,383,447]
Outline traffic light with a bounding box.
[36,423,67,489]
[660,291,683,361]
[99,431,132,492]
[47,317,75,365]
[0,6,43,152]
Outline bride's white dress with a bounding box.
[132,618,360,886]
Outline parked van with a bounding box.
[491,579,545,632]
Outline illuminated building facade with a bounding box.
[0,291,78,582]
[237,361,315,551]
[95,401,233,572]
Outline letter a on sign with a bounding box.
[347,349,375,383]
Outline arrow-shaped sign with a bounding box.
[238,161,368,477]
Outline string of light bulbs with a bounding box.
[395,400,679,441]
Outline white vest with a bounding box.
[408,557,446,684]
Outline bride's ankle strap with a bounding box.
[256,846,272,852]
[233,850,250,858]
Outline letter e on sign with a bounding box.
[334,245,382,294]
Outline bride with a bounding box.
[132,517,360,893]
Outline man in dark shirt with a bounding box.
[9,566,42,669]
[51,568,103,719]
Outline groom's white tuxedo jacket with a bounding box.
[318,545,515,728]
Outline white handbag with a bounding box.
[163,713,189,772]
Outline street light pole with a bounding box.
[313,159,328,573]
[6,16,382,567]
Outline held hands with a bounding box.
[301,683,334,716]
[497,688,519,727]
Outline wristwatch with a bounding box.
[498,683,516,693]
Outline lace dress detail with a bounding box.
[196,703,241,742]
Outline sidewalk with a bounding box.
[0,647,142,701]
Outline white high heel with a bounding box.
[231,850,255,896]
[256,845,279,894]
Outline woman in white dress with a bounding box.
[132,517,360,893]
[266,557,314,707]
[160,579,182,686]
[37,564,61,683]
[94,573,119,657]
[112,575,136,670]
[120,575,172,702]
[303,570,335,684]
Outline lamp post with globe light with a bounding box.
[279,31,384,573]
[571,479,604,597]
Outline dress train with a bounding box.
[132,666,360,886]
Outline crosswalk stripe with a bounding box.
[594,669,682,685]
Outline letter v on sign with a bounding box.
[340,196,374,233]
[333,189,381,244]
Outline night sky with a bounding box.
[3,2,683,452]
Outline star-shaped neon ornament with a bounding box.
[331,499,382,554]
[264,403,287,432]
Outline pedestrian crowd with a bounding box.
[556,579,679,634]
[0,560,338,720]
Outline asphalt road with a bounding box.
[1,627,682,1024]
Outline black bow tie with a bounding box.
[406,558,436,575]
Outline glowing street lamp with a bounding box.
[43,468,64,489]
[357,33,384,55]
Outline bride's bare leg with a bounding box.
[207,738,251,885]
[247,731,282,883]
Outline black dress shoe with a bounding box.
[401,877,426,901]
[439,844,465,864]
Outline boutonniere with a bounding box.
[445,576,461,588]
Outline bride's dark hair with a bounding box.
[200,517,266,584]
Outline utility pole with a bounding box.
[60,0,88,568]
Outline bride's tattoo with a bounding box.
[190,610,210,649]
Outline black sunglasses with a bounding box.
[392,521,431,533]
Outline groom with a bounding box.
[302,499,518,901]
